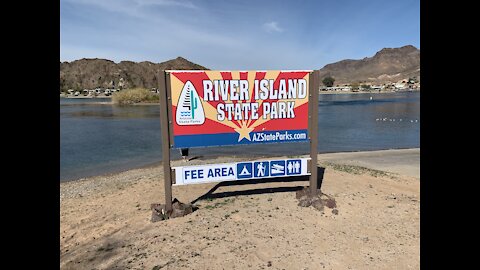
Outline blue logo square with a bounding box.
[236,162,253,179]
[270,160,286,176]
[253,161,270,178]
[286,159,302,175]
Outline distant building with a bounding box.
[395,83,407,90]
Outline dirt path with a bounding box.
[60,149,420,269]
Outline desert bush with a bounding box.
[112,88,159,105]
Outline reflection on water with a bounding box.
[60,92,419,181]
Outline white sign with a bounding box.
[175,163,237,185]
[175,81,205,125]
[173,158,310,185]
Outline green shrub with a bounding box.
[112,88,159,105]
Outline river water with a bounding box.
[60,92,420,181]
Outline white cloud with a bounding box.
[262,21,284,33]
[134,0,197,9]
[63,0,197,15]
[63,0,142,17]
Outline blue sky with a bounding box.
[60,0,420,69]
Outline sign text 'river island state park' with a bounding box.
[169,70,311,148]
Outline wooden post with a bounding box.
[309,70,320,194]
[158,71,173,211]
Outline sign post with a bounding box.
[158,71,173,212]
[309,70,320,194]
[158,70,320,215]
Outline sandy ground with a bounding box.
[317,149,420,178]
[60,149,420,270]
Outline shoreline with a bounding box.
[60,90,419,99]
[60,147,420,184]
[61,95,112,99]
[319,90,419,94]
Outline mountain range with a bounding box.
[60,57,207,91]
[60,45,419,91]
[317,45,419,85]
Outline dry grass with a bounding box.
[112,88,159,105]
[322,162,396,178]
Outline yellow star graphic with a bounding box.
[234,122,254,142]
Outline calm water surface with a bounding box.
[60,92,420,181]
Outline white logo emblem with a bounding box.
[176,81,205,125]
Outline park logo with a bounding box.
[176,81,205,126]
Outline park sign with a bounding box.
[173,158,310,185]
[168,70,311,148]
[157,70,320,214]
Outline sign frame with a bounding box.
[158,70,320,211]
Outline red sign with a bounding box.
[169,70,311,148]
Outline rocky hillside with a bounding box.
[60,45,419,91]
[318,45,420,84]
[60,57,208,91]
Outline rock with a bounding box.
[298,199,312,207]
[312,200,325,212]
[325,198,337,209]
[296,187,337,212]
[150,198,196,222]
